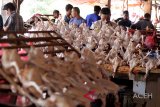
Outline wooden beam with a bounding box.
[108,0,111,8]
[122,0,129,11]
[0,37,61,43]
[143,0,152,14]
[103,64,160,74]
[101,0,111,8]
[126,0,128,10]
[0,30,62,34]
[13,0,23,14]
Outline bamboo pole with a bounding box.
[104,0,111,8]
[108,0,111,8]
[143,0,152,14]
[155,0,157,19]
[122,0,125,11]
[13,0,23,14]
[126,0,128,10]
[122,0,128,11]
[155,0,159,22]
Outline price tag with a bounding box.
[133,81,146,96]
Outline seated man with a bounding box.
[131,13,154,30]
[86,5,101,27]
[64,4,73,24]
[91,7,117,30]
[115,10,132,28]
[69,7,85,27]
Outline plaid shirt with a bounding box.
[4,11,24,31]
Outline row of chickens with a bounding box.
[1,47,119,107]
[55,20,159,79]
[25,15,160,79]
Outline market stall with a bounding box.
[0,0,160,107]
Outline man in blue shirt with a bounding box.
[69,7,85,27]
[64,4,73,24]
[86,5,101,27]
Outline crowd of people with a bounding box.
[0,2,155,33]
[52,3,155,31]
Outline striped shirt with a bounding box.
[4,11,24,31]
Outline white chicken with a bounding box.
[95,37,109,52]
[132,30,141,43]
[128,54,140,78]
[144,59,157,80]
[109,54,123,78]
[105,48,118,61]
[144,51,158,79]
[86,36,97,50]
[112,37,122,50]
[122,33,131,49]
[156,49,160,65]
[123,40,136,62]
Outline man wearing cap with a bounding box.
[3,2,24,32]
[91,7,117,30]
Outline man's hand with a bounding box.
[3,26,8,31]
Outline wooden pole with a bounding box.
[143,0,152,14]
[155,0,158,20]
[126,0,128,10]
[13,0,23,14]
[108,0,111,8]
[16,0,19,13]
[103,0,111,8]
[122,0,128,11]
[122,0,125,11]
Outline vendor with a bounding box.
[86,5,101,27]
[52,10,61,24]
[3,2,24,32]
[131,13,154,30]
[69,7,85,27]
[64,4,73,24]
[91,7,117,29]
[115,10,132,28]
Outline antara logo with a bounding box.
[83,90,96,101]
